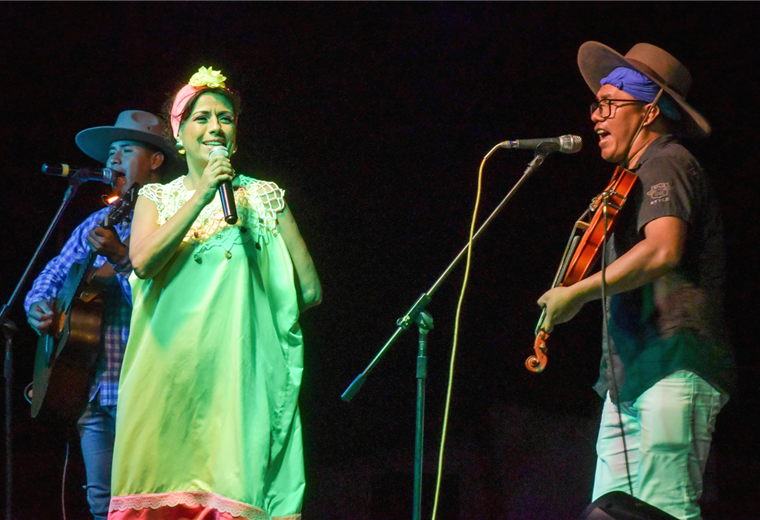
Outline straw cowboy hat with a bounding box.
[76,110,175,164]
[578,42,710,138]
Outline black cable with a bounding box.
[601,89,665,497]
[600,193,635,496]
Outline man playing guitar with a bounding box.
[24,111,174,520]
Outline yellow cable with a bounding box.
[431,153,489,519]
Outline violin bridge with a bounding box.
[575,220,590,231]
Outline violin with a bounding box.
[526,166,638,373]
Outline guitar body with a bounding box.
[29,183,140,425]
[31,261,104,424]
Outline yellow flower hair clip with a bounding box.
[188,66,227,89]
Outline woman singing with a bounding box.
[108,66,321,520]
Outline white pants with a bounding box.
[592,370,726,520]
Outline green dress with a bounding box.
[109,175,304,520]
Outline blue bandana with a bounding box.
[601,67,659,102]
[600,67,680,120]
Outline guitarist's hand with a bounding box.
[88,222,128,265]
[28,300,54,336]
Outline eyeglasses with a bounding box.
[590,99,647,119]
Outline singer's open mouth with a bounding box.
[595,129,611,146]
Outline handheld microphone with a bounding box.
[499,135,582,154]
[41,163,122,184]
[209,146,238,225]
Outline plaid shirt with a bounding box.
[24,206,133,406]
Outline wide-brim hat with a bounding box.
[578,42,710,139]
[75,110,175,164]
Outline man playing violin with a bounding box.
[24,111,174,520]
[537,43,737,519]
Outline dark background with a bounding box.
[1,3,758,519]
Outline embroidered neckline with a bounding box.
[138,175,286,260]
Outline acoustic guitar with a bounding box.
[30,183,139,424]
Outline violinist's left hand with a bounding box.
[537,285,585,333]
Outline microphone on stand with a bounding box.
[41,164,122,184]
[499,135,582,154]
[209,146,238,225]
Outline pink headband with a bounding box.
[170,66,228,139]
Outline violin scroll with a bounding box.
[526,329,549,373]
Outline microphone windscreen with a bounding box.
[561,135,583,154]
[209,146,229,158]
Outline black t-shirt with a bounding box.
[594,135,737,404]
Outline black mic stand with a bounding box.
[413,310,433,520]
[341,146,554,520]
[0,179,83,520]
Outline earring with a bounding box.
[176,140,186,155]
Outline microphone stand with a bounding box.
[413,310,433,520]
[341,147,554,520]
[0,179,83,520]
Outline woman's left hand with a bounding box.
[278,205,322,312]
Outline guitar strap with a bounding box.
[80,235,131,303]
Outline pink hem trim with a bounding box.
[109,491,288,520]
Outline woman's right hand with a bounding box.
[193,152,235,207]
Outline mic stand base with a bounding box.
[341,150,552,519]
[0,180,82,520]
[3,320,17,520]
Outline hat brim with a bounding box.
[75,126,175,164]
[578,41,710,139]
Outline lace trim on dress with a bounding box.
[109,491,274,520]
[138,176,286,257]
